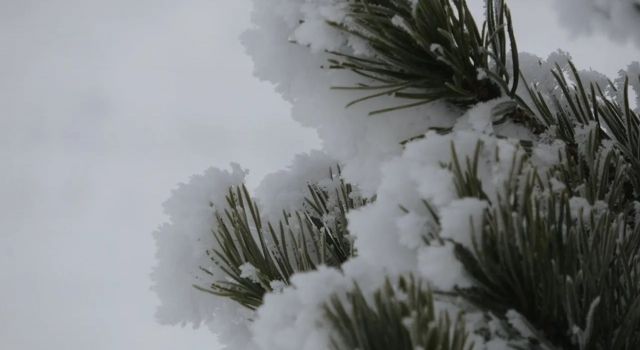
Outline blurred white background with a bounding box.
[0,0,637,349]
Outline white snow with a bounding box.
[240,263,260,283]
[417,243,472,291]
[251,266,350,350]
[439,198,488,248]
[255,150,337,222]
[151,164,256,349]
[151,0,639,348]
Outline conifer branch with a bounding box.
[186,1,640,348]
[325,276,472,350]
[448,146,640,349]
[328,0,519,114]
[523,61,640,198]
[196,170,367,310]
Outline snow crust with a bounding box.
[152,0,639,349]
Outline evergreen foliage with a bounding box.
[452,146,640,349]
[195,170,367,310]
[323,0,640,348]
[329,0,519,114]
[524,62,640,197]
[186,0,640,348]
[325,276,471,350]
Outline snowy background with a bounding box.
[1,0,638,349]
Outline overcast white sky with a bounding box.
[1,1,638,349]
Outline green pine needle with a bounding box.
[325,276,472,350]
[196,169,368,310]
[449,146,640,349]
[328,0,519,114]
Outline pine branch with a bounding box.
[524,61,640,199]
[328,0,519,114]
[196,170,368,310]
[447,145,640,349]
[190,0,640,347]
[324,276,472,350]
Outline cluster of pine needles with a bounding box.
[193,0,640,349]
[195,168,367,310]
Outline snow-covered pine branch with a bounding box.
[152,0,640,349]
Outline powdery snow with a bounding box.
[151,164,256,349]
[151,0,639,349]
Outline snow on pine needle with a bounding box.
[153,0,640,349]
